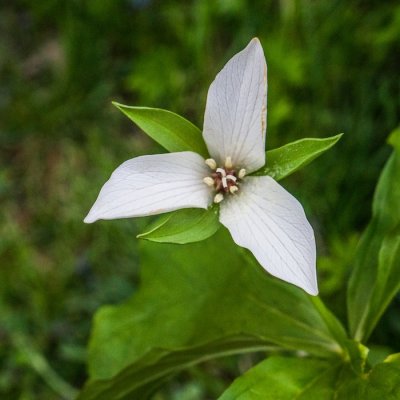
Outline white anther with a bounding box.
[216,168,226,177]
[203,177,214,187]
[226,174,237,182]
[214,193,224,203]
[238,169,246,179]
[225,156,233,169]
[229,186,239,194]
[205,158,217,170]
[222,176,228,189]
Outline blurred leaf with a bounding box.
[335,354,400,399]
[137,207,220,244]
[11,334,79,400]
[317,233,359,296]
[218,356,341,400]
[112,103,209,157]
[388,127,400,152]
[218,353,400,399]
[348,134,400,341]
[82,229,347,395]
[253,134,343,180]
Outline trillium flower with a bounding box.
[84,38,318,296]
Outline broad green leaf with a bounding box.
[77,336,273,400]
[348,131,400,341]
[218,354,400,400]
[335,354,400,399]
[113,102,209,157]
[253,134,343,181]
[85,229,347,385]
[218,356,342,400]
[137,207,220,244]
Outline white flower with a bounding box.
[84,38,318,296]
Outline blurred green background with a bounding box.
[1,0,399,398]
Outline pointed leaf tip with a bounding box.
[112,102,209,157]
[254,133,344,180]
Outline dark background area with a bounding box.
[1,0,400,398]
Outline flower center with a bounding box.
[203,157,246,203]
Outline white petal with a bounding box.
[220,176,317,295]
[203,38,267,173]
[84,152,212,223]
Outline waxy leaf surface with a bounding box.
[218,356,341,400]
[219,354,400,399]
[113,103,209,157]
[137,207,220,244]
[254,134,343,181]
[79,230,347,399]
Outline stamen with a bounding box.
[205,158,217,170]
[203,160,244,202]
[216,168,226,177]
[214,193,224,203]
[225,156,233,169]
[229,186,239,194]
[203,177,214,187]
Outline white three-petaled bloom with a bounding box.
[84,38,318,296]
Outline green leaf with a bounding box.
[388,127,400,152]
[335,354,400,399]
[137,207,220,244]
[113,102,209,157]
[81,229,347,397]
[347,135,400,341]
[218,357,342,400]
[253,134,343,181]
[218,354,400,400]
[77,336,273,400]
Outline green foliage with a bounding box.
[77,337,269,400]
[73,128,400,399]
[348,131,400,342]
[112,103,209,158]
[254,134,343,181]
[137,207,220,244]
[115,103,343,246]
[335,354,400,399]
[2,0,400,398]
[79,229,346,397]
[218,357,341,399]
[388,127,400,151]
[218,354,400,399]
